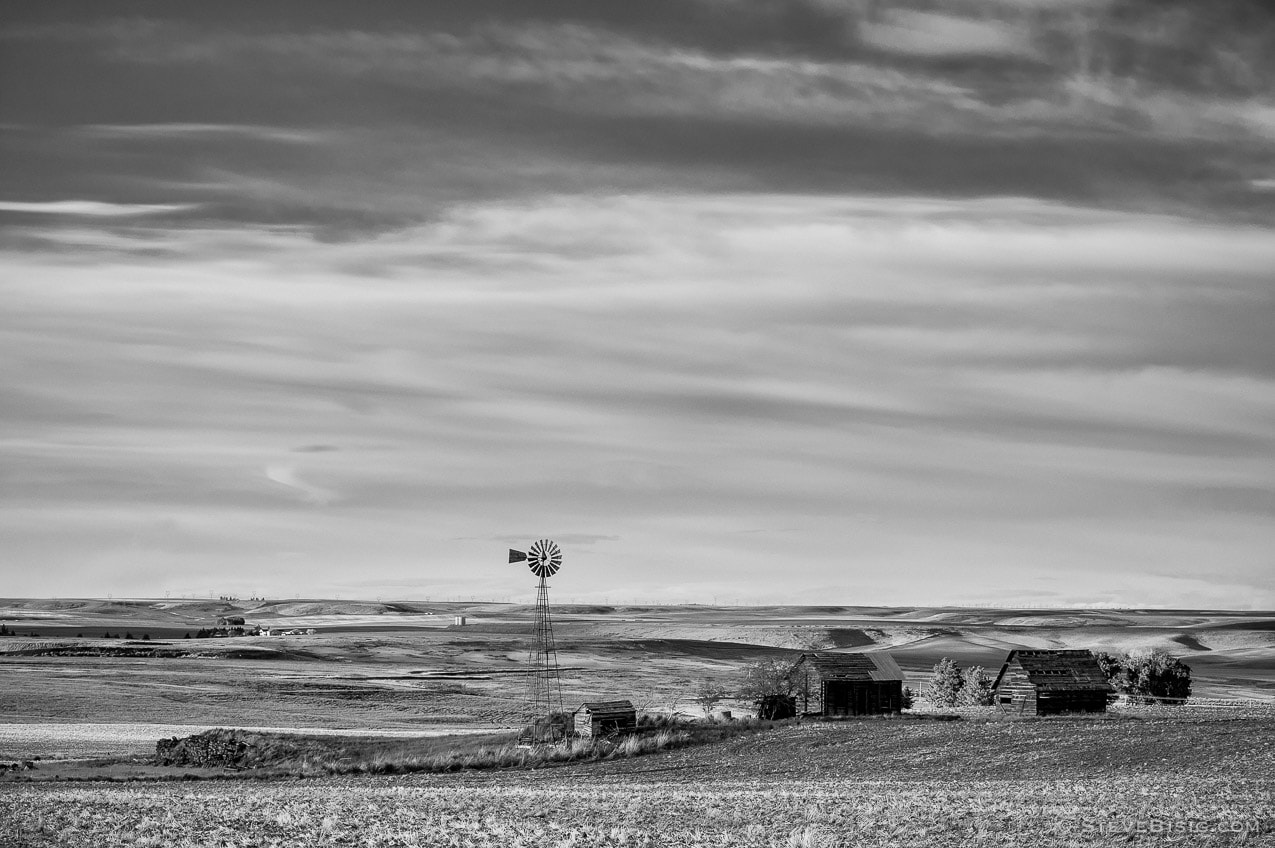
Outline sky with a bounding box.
[1,0,1273,608]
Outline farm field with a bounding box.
[2,599,1273,845]
[2,599,1273,741]
[3,714,1273,846]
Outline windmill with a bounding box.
[508,539,565,743]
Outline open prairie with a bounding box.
[2,599,1273,845]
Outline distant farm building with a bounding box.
[453,615,466,626]
[992,649,1114,715]
[792,652,905,716]
[573,700,636,738]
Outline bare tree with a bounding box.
[694,677,729,715]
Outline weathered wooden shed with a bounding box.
[572,700,637,738]
[791,652,905,716]
[992,649,1113,715]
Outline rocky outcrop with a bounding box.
[155,729,253,767]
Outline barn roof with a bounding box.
[576,699,635,714]
[794,652,904,682]
[992,649,1114,692]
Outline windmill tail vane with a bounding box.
[508,549,527,564]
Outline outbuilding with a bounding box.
[572,700,637,738]
[992,649,1113,715]
[791,652,905,716]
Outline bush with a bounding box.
[901,687,915,709]
[694,678,729,715]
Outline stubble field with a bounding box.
[4,714,1273,847]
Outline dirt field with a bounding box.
[3,713,1272,846]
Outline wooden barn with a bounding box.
[572,700,637,738]
[791,652,905,716]
[992,649,1114,715]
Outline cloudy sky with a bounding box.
[2,1,1273,607]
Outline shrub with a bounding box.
[901,687,915,709]
[694,677,729,715]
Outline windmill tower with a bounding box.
[508,539,565,743]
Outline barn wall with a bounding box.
[1037,691,1108,715]
[794,657,903,716]
[821,681,902,716]
[995,660,1037,714]
[797,664,825,714]
[995,658,1110,715]
[574,709,636,737]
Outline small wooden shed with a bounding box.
[992,649,1113,715]
[572,700,637,738]
[791,652,905,716]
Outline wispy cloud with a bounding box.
[82,123,324,144]
[859,10,1036,58]
[0,200,198,217]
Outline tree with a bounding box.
[1095,651,1128,692]
[738,658,797,719]
[694,678,729,716]
[1098,650,1191,704]
[957,666,995,706]
[737,658,796,701]
[922,657,964,707]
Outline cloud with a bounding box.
[859,10,1036,58]
[4,8,1274,232]
[264,466,337,506]
[2,3,1273,605]
[82,123,324,144]
[0,200,197,217]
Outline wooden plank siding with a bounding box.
[793,652,904,717]
[573,700,636,738]
[992,650,1113,716]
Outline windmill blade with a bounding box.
[525,539,562,578]
[509,549,527,563]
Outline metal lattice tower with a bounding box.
[508,539,564,743]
